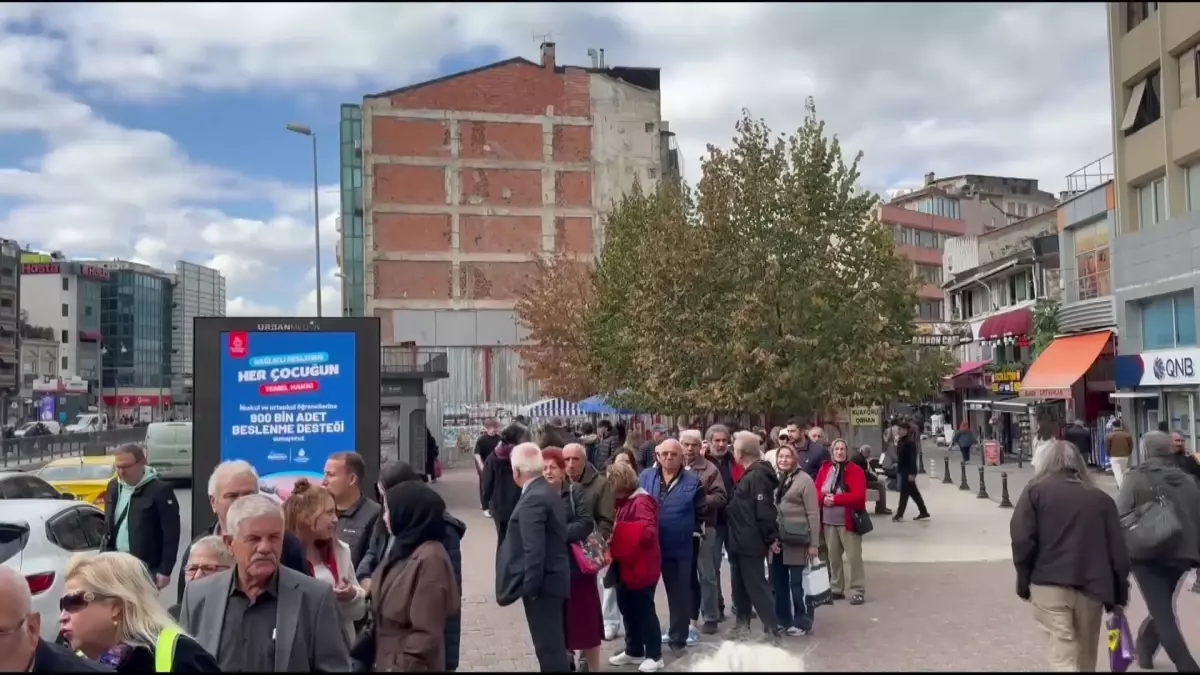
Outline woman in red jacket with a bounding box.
[815,439,868,606]
[604,462,665,673]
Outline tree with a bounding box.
[514,249,597,401]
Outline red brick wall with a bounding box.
[460,215,542,254]
[553,126,591,163]
[460,262,538,301]
[460,122,543,162]
[555,217,592,255]
[374,261,452,300]
[459,169,542,207]
[372,119,450,158]
[374,165,445,205]
[380,61,590,117]
[555,172,592,207]
[374,214,451,252]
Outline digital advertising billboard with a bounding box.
[193,317,380,535]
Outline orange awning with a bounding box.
[1020,331,1113,400]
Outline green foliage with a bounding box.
[1032,297,1061,358]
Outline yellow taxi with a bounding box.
[35,456,116,511]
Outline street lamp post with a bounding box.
[286,122,323,317]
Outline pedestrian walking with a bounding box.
[1105,419,1134,489]
[638,439,703,656]
[681,430,728,637]
[367,480,460,672]
[725,432,781,642]
[282,479,367,646]
[1010,439,1129,672]
[951,422,975,464]
[179,493,352,671]
[323,451,382,570]
[474,418,502,515]
[606,461,664,673]
[891,422,930,522]
[771,445,820,635]
[482,424,525,556]
[425,428,440,483]
[103,444,180,592]
[1116,431,1200,672]
[816,439,869,606]
[496,443,572,673]
[62,552,218,672]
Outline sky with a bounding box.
[0,2,1113,317]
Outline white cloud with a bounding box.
[2,3,1115,317]
[226,296,283,317]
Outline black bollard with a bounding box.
[998,472,1013,508]
[976,465,989,499]
[942,456,953,484]
[958,461,970,491]
[1017,449,1023,469]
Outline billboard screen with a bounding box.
[219,330,358,489]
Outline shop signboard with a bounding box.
[984,440,1001,466]
[989,370,1023,395]
[1133,348,1200,386]
[849,406,881,427]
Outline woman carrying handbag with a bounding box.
[770,445,822,635]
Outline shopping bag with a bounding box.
[802,561,832,607]
[1108,612,1134,673]
[433,459,443,479]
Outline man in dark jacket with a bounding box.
[638,438,703,656]
[705,424,736,620]
[638,425,668,471]
[104,444,179,590]
[724,431,780,642]
[796,427,830,481]
[473,418,502,512]
[1064,420,1093,465]
[538,417,576,449]
[482,425,525,556]
[323,451,381,569]
[577,422,600,467]
[177,460,309,604]
[497,443,571,673]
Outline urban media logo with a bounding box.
[228,332,249,359]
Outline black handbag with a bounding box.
[850,509,874,536]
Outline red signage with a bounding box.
[228,332,249,359]
[101,395,172,407]
[79,265,110,281]
[22,263,60,275]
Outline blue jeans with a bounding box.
[769,554,814,631]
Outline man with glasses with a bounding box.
[0,566,110,672]
[169,536,234,620]
[681,430,727,637]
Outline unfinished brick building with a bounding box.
[361,43,678,353]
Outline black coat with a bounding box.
[32,640,113,673]
[482,447,522,523]
[103,475,180,578]
[724,461,780,557]
[1064,425,1093,460]
[896,436,920,475]
[496,477,570,604]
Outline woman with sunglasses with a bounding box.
[60,552,219,672]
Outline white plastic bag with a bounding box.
[803,561,832,607]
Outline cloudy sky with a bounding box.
[0,2,1111,317]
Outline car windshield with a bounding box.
[17,422,38,431]
[70,415,96,426]
[38,464,114,482]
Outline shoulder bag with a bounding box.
[568,484,610,575]
[1121,483,1182,560]
[837,469,874,536]
[775,475,811,547]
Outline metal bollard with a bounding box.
[942,456,953,484]
[958,461,970,490]
[998,472,1013,508]
[929,459,938,480]
[976,465,989,499]
[1017,450,1023,469]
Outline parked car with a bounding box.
[0,500,106,641]
[145,421,192,482]
[63,413,108,434]
[0,472,63,500]
[12,421,61,438]
[34,457,116,511]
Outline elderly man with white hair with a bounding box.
[180,494,351,672]
[0,566,110,672]
[724,431,781,644]
[176,460,310,605]
[496,442,571,672]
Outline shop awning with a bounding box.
[991,397,1045,413]
[1020,330,1113,399]
[978,308,1033,341]
[952,360,990,378]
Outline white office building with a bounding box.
[169,261,226,412]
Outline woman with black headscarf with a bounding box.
[369,481,460,672]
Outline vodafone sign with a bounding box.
[101,395,172,407]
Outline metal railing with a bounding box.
[380,346,449,374]
[1064,153,1114,198]
[0,428,147,469]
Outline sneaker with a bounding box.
[686,626,700,646]
[603,626,618,641]
[483,509,491,518]
[914,513,931,521]
[786,626,811,636]
[638,658,665,673]
[660,632,670,644]
[700,621,718,635]
[609,652,639,667]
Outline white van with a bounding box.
[144,422,192,482]
[64,413,108,434]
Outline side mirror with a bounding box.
[60,492,76,501]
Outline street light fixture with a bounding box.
[286,122,323,317]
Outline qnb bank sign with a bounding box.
[1136,348,1200,386]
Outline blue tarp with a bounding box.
[577,394,640,415]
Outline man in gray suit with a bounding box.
[179,493,351,672]
[496,442,571,673]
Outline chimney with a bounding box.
[540,42,556,69]
[924,172,936,186]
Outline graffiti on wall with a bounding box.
[440,402,521,466]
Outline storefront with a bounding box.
[1114,347,1200,454]
[1019,330,1116,466]
[943,360,989,429]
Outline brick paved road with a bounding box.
[434,465,1200,671]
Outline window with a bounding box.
[1187,164,1200,212]
[61,356,68,371]
[60,277,69,292]
[77,510,106,549]
[645,122,655,133]
[1074,220,1111,300]
[1122,69,1162,136]
[1180,45,1200,105]
[1127,2,1158,32]
[84,305,92,317]
[60,330,68,344]
[918,300,944,321]
[1137,178,1167,228]
[917,264,942,285]
[1142,291,1197,350]
[1006,201,1016,214]
[1017,202,1028,217]
[47,511,91,552]
[61,303,68,318]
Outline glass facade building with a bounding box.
[339,103,365,316]
[170,261,226,405]
[100,267,171,389]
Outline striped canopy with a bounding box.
[519,397,584,419]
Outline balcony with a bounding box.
[380,346,450,381]
[1059,277,1116,334]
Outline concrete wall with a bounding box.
[1113,209,1200,352]
[978,212,1057,266]
[943,235,979,279]
[589,73,663,251]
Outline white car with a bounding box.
[0,500,106,641]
